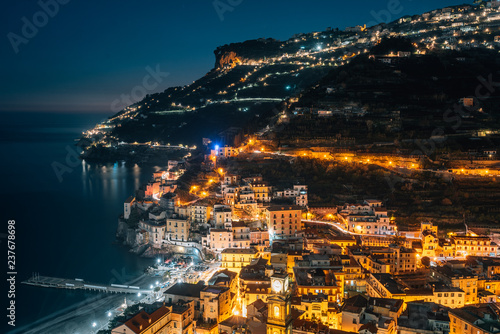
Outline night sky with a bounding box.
[1,0,472,113]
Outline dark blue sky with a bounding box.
[1,0,471,113]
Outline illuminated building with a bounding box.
[200,286,233,324]
[267,272,293,334]
[239,258,271,311]
[232,221,251,248]
[250,182,272,203]
[188,203,212,225]
[124,196,135,220]
[169,302,195,334]
[204,228,233,252]
[220,248,258,273]
[293,267,344,303]
[351,246,418,275]
[451,235,497,257]
[166,215,190,242]
[339,201,396,236]
[266,205,303,240]
[340,295,403,334]
[213,205,232,229]
[432,264,478,305]
[433,285,465,308]
[449,303,500,334]
[208,269,238,296]
[211,145,239,158]
[421,222,439,258]
[292,293,341,329]
[139,219,166,248]
[111,303,194,334]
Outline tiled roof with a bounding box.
[123,306,171,334]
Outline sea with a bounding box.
[0,111,159,333]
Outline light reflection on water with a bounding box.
[0,112,164,333]
[80,161,146,202]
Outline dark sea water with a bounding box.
[0,112,158,333]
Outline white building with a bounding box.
[188,203,212,225]
[124,196,135,220]
[213,205,232,228]
[339,200,396,235]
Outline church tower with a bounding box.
[267,273,292,334]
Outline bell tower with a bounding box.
[267,273,292,334]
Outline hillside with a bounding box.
[274,46,500,157]
[80,1,500,162]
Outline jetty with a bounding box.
[22,273,151,294]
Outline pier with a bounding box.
[22,273,151,294]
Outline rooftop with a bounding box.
[122,306,171,334]
[449,303,500,333]
[164,282,205,298]
[267,205,303,212]
[221,247,258,254]
[371,273,405,295]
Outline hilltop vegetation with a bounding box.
[81,2,500,159]
[276,47,500,155]
[226,156,500,229]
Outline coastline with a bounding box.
[9,273,157,334]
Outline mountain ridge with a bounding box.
[80,0,500,162]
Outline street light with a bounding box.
[107,311,112,317]
[92,322,97,328]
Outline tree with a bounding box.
[421,256,431,267]
[370,37,414,55]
